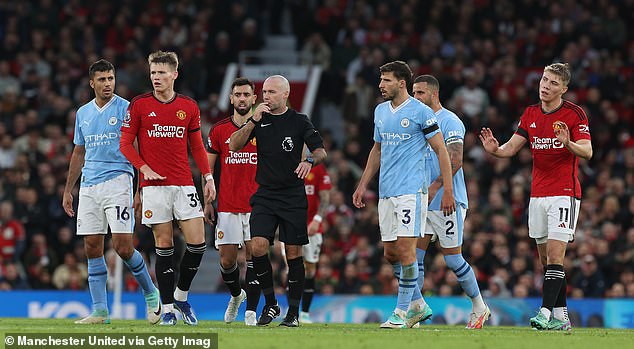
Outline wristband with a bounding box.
[312,214,323,223]
[204,174,213,182]
[247,117,260,126]
[304,157,314,167]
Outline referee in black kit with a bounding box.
[230,75,327,327]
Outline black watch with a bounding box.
[247,117,260,126]
[304,157,314,166]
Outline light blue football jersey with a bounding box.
[426,107,468,210]
[373,96,440,198]
[74,95,133,187]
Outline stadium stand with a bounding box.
[0,0,631,304]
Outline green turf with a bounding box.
[0,319,632,349]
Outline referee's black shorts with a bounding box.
[249,185,308,246]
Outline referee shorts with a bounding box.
[249,186,308,246]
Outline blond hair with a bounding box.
[544,63,571,86]
[148,50,179,71]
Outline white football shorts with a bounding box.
[76,173,134,235]
[141,185,203,226]
[424,204,467,248]
[528,196,580,243]
[215,212,251,248]
[302,233,323,263]
[378,191,428,242]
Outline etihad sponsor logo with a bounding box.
[380,132,411,145]
[85,132,119,142]
[147,124,185,138]
[531,137,563,150]
[225,151,257,165]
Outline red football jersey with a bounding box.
[305,164,332,232]
[122,92,201,188]
[515,100,591,198]
[208,116,258,213]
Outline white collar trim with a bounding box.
[389,98,410,114]
[92,95,116,113]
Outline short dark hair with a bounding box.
[379,61,413,87]
[413,75,440,92]
[148,50,179,70]
[231,77,255,93]
[88,59,114,79]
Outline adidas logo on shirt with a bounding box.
[558,222,566,228]
[148,112,157,117]
[530,122,536,128]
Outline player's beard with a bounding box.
[235,104,251,116]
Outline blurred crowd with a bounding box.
[0,1,632,301]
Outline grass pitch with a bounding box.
[0,319,632,349]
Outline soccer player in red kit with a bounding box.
[205,77,260,326]
[119,51,214,326]
[480,63,592,331]
[300,163,331,324]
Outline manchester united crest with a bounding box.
[176,110,187,120]
[250,138,257,146]
[144,210,153,218]
[218,231,224,239]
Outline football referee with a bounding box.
[230,75,326,327]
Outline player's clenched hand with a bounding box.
[140,165,166,181]
[553,121,570,146]
[352,186,366,208]
[62,191,74,217]
[203,203,216,226]
[253,103,270,122]
[295,161,312,179]
[133,191,142,222]
[440,190,455,217]
[479,127,499,154]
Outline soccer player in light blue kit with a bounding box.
[353,61,455,328]
[63,60,161,324]
[412,75,490,329]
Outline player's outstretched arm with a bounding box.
[479,128,526,158]
[62,145,86,217]
[352,142,381,208]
